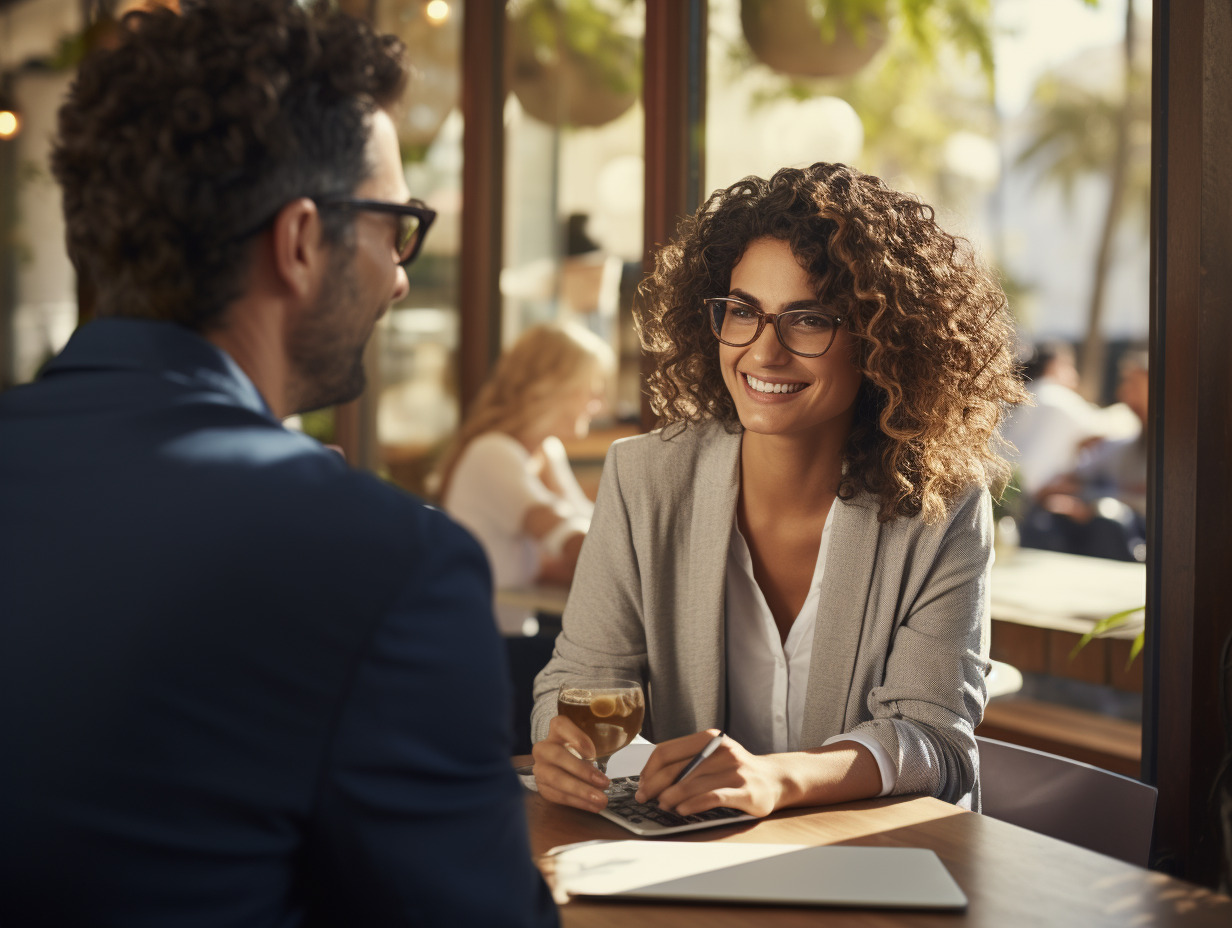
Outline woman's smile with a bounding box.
[742,373,807,396]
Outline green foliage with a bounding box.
[1070,605,1146,668]
[991,470,1024,521]
[784,0,995,83]
[737,2,995,186]
[298,408,336,445]
[512,0,642,98]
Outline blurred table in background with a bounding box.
[496,585,569,621]
[985,547,1147,776]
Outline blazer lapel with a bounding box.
[677,423,741,732]
[800,494,881,745]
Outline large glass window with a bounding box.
[501,0,646,419]
[370,0,646,498]
[499,0,648,488]
[369,0,466,494]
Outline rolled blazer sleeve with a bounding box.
[843,487,993,808]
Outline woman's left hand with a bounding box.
[633,729,789,818]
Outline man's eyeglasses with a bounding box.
[315,196,437,268]
[705,297,844,358]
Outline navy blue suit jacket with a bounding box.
[0,319,557,927]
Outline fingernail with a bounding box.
[591,793,605,805]
[592,772,609,787]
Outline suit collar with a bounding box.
[43,318,273,420]
[677,420,742,730]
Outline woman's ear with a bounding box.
[269,198,328,300]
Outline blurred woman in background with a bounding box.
[435,321,614,631]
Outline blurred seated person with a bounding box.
[435,322,614,622]
[1019,352,1149,562]
[437,322,612,753]
[1003,340,1137,497]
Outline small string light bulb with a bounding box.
[0,108,20,141]
[425,0,450,25]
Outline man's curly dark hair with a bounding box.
[637,162,1027,524]
[52,0,409,330]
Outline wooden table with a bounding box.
[986,547,1148,773]
[990,546,1145,638]
[496,584,569,619]
[522,788,1232,926]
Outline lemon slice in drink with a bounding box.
[591,695,617,717]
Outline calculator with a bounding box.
[598,775,757,836]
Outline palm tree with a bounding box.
[1015,0,1149,400]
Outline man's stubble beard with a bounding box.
[286,244,375,416]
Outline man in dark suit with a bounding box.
[0,2,556,925]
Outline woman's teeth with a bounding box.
[745,374,804,395]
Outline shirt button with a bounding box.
[775,714,785,723]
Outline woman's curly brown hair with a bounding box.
[637,162,1026,524]
[51,0,408,329]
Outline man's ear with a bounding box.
[269,198,327,300]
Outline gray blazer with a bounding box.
[531,419,992,808]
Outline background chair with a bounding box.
[976,734,1158,866]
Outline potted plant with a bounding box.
[506,0,641,129]
[741,0,888,78]
[740,0,993,80]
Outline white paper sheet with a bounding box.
[518,735,655,791]
[547,840,969,910]
[548,840,804,896]
[602,735,655,778]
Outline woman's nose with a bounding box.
[747,317,790,362]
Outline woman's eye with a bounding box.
[791,313,834,331]
[728,304,758,320]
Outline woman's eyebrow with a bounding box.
[728,288,825,313]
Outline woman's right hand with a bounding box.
[530,714,612,812]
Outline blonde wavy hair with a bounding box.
[433,321,615,500]
[637,162,1027,524]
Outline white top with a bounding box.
[724,500,894,795]
[443,432,592,632]
[1002,378,1139,496]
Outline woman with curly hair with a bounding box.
[529,162,1025,819]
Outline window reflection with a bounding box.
[373,0,465,494]
[502,0,646,428]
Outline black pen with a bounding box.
[670,731,726,785]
